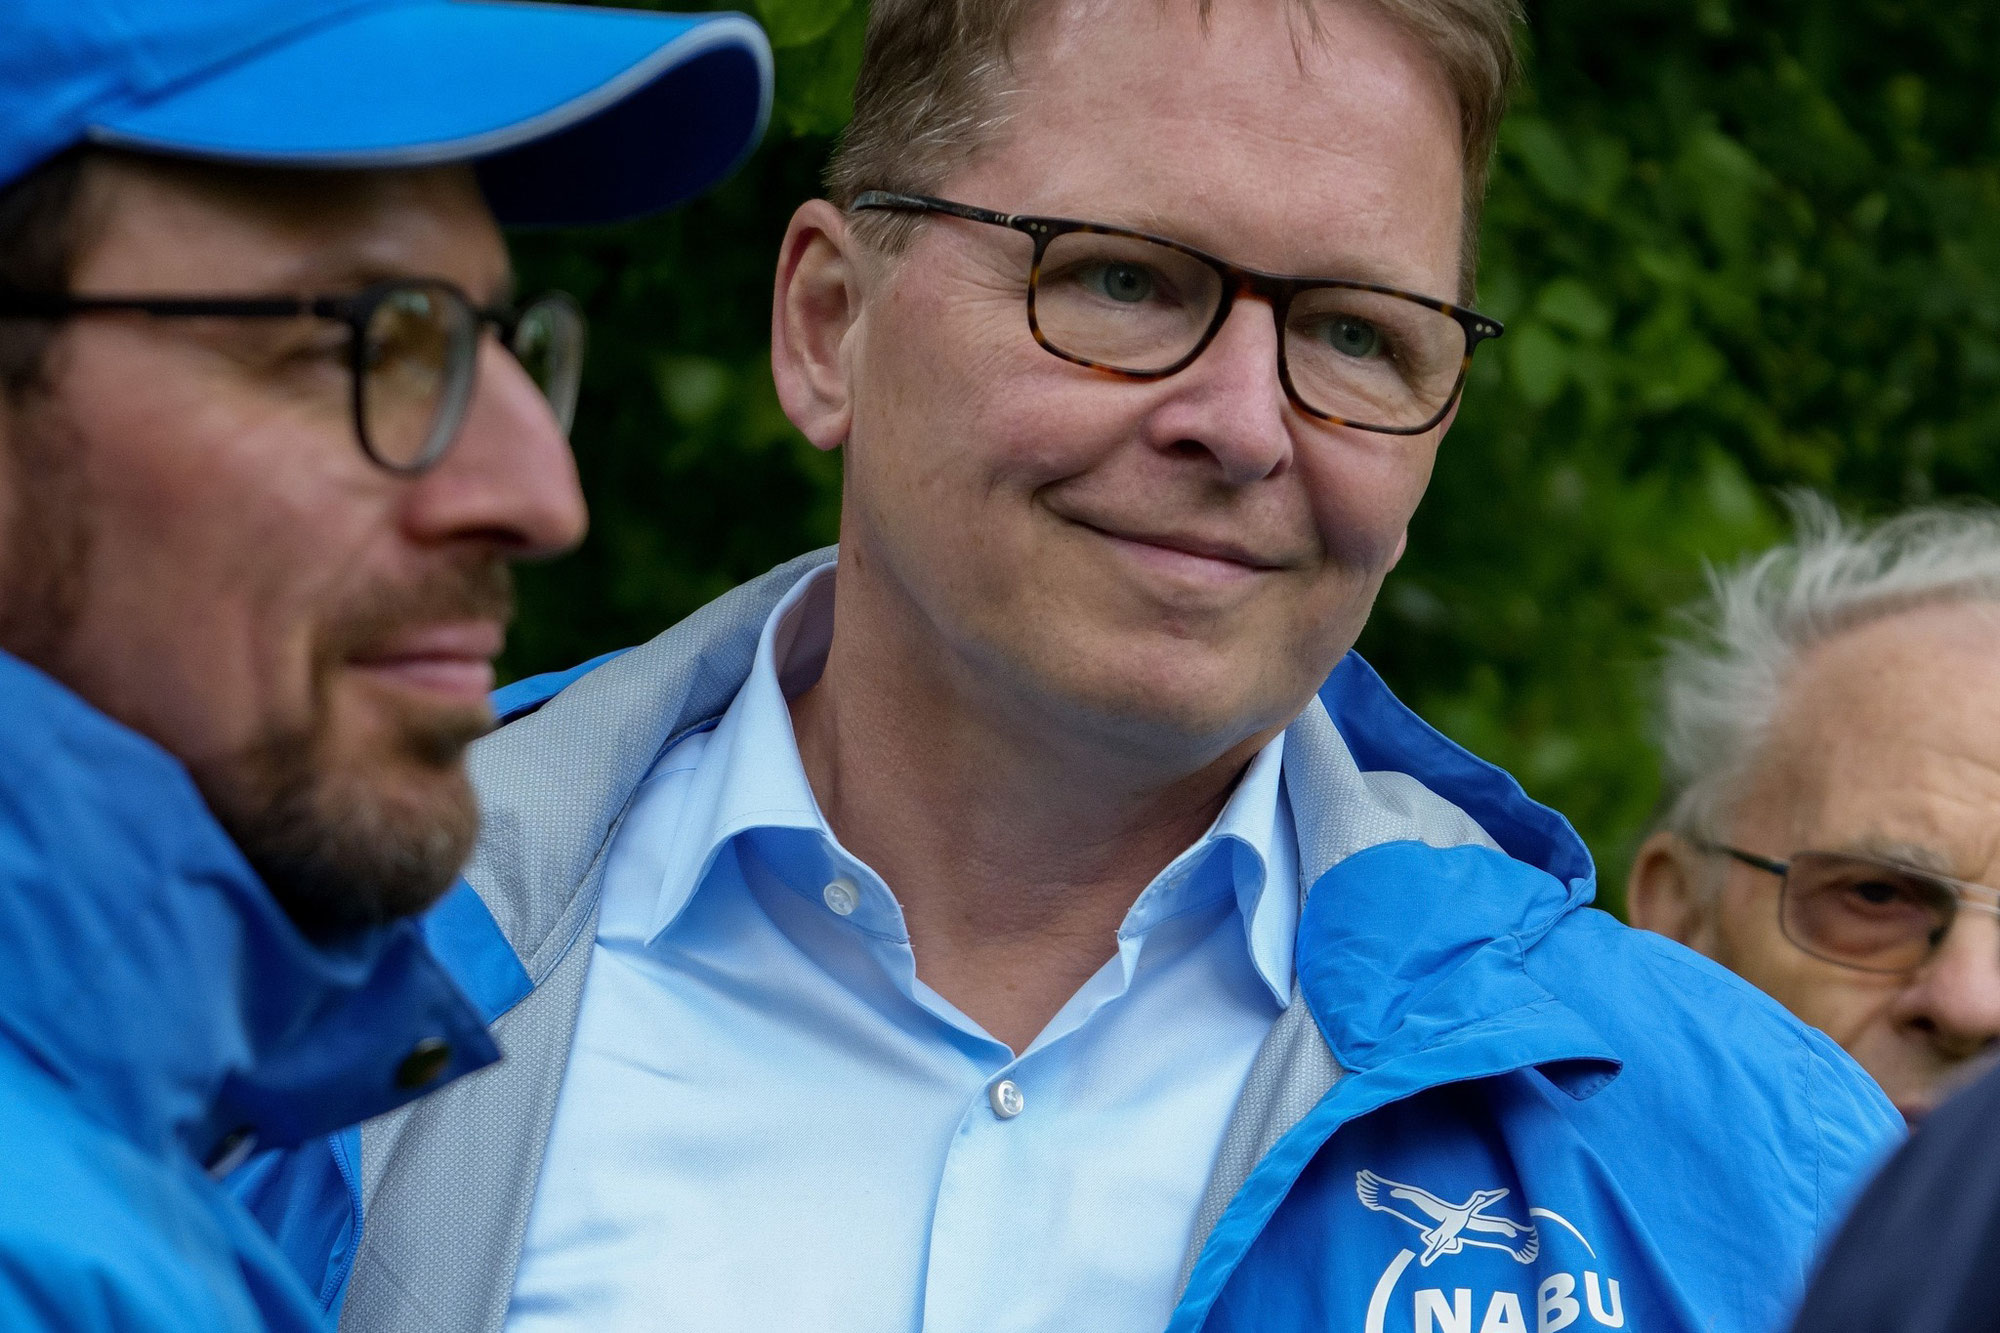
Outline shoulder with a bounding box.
[0,1072,261,1331]
[1790,1061,2000,1332]
[1524,907,1901,1248]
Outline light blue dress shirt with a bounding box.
[505,566,1298,1333]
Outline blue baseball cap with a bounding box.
[1,0,774,226]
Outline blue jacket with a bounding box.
[0,651,497,1330]
[238,552,1901,1333]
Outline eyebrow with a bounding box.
[1832,836,1958,877]
[1059,203,1443,294]
[262,254,516,308]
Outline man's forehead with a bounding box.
[966,0,1464,286]
[75,153,511,297]
[1750,607,2000,865]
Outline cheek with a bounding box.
[851,284,1135,518]
[1295,427,1440,569]
[58,340,382,754]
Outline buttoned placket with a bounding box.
[768,838,1257,1330]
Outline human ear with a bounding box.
[770,198,864,454]
[1626,830,1721,955]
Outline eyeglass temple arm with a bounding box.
[1688,838,1790,877]
[850,191,1019,230]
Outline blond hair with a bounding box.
[825,0,1524,299]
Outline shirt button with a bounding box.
[989,1079,1025,1119]
[822,877,859,916]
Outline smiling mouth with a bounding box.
[1072,518,1288,582]
[347,621,504,708]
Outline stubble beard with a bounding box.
[1,399,504,939]
[192,662,491,939]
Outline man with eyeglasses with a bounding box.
[258,3,1895,1331]
[0,2,769,1328]
[1630,498,2000,1126]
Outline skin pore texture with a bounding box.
[1628,601,2000,1123]
[771,0,1465,1052]
[0,154,586,936]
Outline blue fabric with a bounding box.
[1787,1057,2000,1333]
[246,633,1902,1331]
[0,649,497,1329]
[0,0,772,226]
[506,566,1301,1332]
[1162,661,1904,1333]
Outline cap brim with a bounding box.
[88,2,773,227]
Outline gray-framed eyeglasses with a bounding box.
[1698,840,2000,976]
[851,190,1503,436]
[0,279,585,475]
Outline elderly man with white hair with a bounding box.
[1629,496,2000,1124]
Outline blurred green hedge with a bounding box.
[508,0,2000,913]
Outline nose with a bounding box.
[1139,292,1296,487]
[401,338,589,557]
[1895,910,2000,1062]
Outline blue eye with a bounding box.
[1083,262,1156,303]
[1317,316,1384,359]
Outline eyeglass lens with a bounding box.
[358,284,584,472]
[1030,230,1469,431]
[509,293,586,437]
[1781,851,1956,974]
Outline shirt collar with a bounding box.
[645,563,1297,1004]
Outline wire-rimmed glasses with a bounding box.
[1699,841,2000,975]
[0,279,585,474]
[851,190,1503,436]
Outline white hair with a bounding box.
[1657,492,2000,842]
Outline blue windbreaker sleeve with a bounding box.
[1790,1059,2000,1333]
[1798,1026,1905,1255]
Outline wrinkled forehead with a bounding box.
[957,0,1466,287]
[1753,602,2000,872]
[71,153,510,296]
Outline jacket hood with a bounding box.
[1320,652,1595,897]
[1302,654,1611,1081]
[0,651,496,1161]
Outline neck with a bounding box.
[789,572,1272,1054]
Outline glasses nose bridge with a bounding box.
[1222,265,1296,326]
[1187,263,1293,364]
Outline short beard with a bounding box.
[192,561,513,940]
[3,385,508,938]
[0,389,91,664]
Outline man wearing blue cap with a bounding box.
[0,2,769,1329]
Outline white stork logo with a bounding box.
[1355,1170,1540,1267]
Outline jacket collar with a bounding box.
[1299,653,1616,1088]
[0,651,496,1163]
[470,556,1617,1089]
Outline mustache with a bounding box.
[324,558,515,666]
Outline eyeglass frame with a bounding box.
[0,278,584,475]
[849,189,1505,437]
[1695,838,2000,975]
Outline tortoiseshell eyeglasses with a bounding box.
[851,190,1503,436]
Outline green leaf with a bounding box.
[1536,278,1614,341]
[1507,323,1569,406]
[751,0,857,48]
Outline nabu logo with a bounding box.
[1357,1170,1539,1266]
[1356,1171,1624,1333]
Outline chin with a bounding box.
[1034,645,1300,764]
[194,693,489,938]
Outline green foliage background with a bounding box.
[508,0,2000,915]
